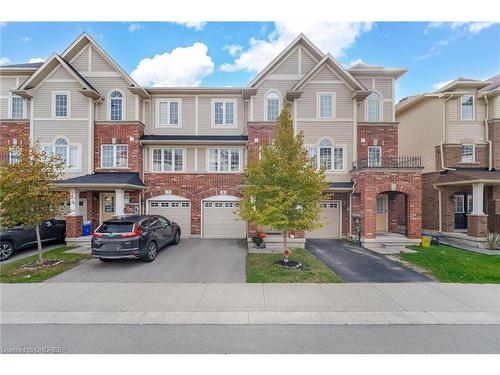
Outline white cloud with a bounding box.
[349,58,365,67]
[220,22,373,73]
[223,44,242,56]
[131,43,214,87]
[128,23,145,32]
[0,57,11,65]
[28,57,46,63]
[433,79,453,91]
[175,22,207,31]
[425,21,496,35]
[20,36,31,42]
[467,22,494,34]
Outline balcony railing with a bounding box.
[352,156,422,171]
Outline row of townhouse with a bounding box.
[1,32,425,245]
[397,76,500,244]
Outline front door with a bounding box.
[454,193,471,230]
[376,195,388,232]
[100,193,115,222]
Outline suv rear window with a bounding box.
[96,222,134,233]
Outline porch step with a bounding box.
[65,236,92,248]
[247,234,306,253]
[364,245,417,255]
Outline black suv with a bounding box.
[91,215,181,262]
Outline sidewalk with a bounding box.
[1,283,500,325]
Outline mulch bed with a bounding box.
[274,260,302,269]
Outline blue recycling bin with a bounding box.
[82,221,92,236]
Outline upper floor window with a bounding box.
[101,144,128,168]
[43,137,80,171]
[461,144,475,163]
[110,90,123,121]
[368,146,382,167]
[266,91,280,121]
[152,148,184,172]
[461,95,474,120]
[52,92,70,118]
[157,100,181,127]
[317,93,335,119]
[366,93,380,122]
[307,139,344,172]
[208,148,241,172]
[10,95,24,119]
[212,99,236,127]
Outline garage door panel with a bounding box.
[202,201,246,239]
[306,200,341,239]
[148,201,191,236]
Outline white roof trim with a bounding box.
[147,194,190,202]
[202,194,240,202]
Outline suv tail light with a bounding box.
[93,225,104,238]
[120,223,143,238]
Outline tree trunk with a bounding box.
[35,223,43,265]
[282,229,288,261]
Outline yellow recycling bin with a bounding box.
[421,236,432,248]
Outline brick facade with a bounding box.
[247,122,276,161]
[94,122,144,175]
[0,121,30,161]
[65,215,83,238]
[435,144,488,170]
[144,173,243,235]
[357,123,398,160]
[489,119,500,170]
[467,214,488,238]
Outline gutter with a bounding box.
[439,93,455,171]
[433,184,442,233]
[483,94,493,171]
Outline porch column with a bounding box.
[468,183,488,238]
[115,189,125,216]
[66,188,83,238]
[68,188,78,216]
[471,183,484,215]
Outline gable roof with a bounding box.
[437,77,491,92]
[348,62,407,79]
[0,62,43,70]
[290,53,366,92]
[479,74,500,94]
[248,33,324,87]
[60,33,149,99]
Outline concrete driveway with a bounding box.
[306,239,432,283]
[48,238,247,283]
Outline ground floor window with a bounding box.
[152,148,184,172]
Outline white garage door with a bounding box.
[148,199,191,236]
[202,198,246,239]
[305,200,341,239]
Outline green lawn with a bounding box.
[0,246,91,283]
[246,248,342,283]
[399,244,500,283]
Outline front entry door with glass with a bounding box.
[101,193,115,222]
[454,193,472,230]
[376,194,388,232]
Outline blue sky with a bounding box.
[0,21,498,101]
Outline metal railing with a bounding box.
[352,156,422,171]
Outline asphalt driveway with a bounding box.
[306,239,432,283]
[48,238,247,283]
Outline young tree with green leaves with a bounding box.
[0,144,67,264]
[239,104,328,256]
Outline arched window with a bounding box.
[307,138,344,171]
[43,137,80,171]
[110,90,123,121]
[266,91,280,121]
[366,93,380,122]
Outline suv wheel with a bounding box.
[143,241,157,263]
[173,230,181,245]
[0,241,15,262]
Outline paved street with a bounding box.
[306,239,432,282]
[47,238,247,283]
[1,324,499,353]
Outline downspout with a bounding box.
[440,93,455,171]
[433,184,442,233]
[483,94,493,171]
[349,179,357,237]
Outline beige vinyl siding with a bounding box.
[383,101,393,122]
[88,76,136,121]
[495,96,500,118]
[445,96,486,143]
[149,96,196,134]
[300,48,318,73]
[373,78,393,98]
[197,96,245,135]
[50,66,74,80]
[397,98,443,173]
[34,81,88,119]
[272,48,299,75]
[91,46,115,71]
[1,75,29,118]
[297,82,353,119]
[311,65,342,81]
[70,45,90,71]
[252,80,296,122]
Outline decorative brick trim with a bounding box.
[0,121,30,161]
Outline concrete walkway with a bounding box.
[2,282,499,325]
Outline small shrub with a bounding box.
[487,233,500,250]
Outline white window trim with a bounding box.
[107,89,126,121]
[8,94,27,119]
[150,147,186,173]
[156,98,182,128]
[461,143,475,163]
[316,92,336,119]
[460,95,475,121]
[307,139,346,173]
[206,147,242,173]
[51,91,71,119]
[264,90,281,122]
[8,146,21,164]
[368,146,382,167]
[100,144,129,169]
[211,98,238,128]
[42,137,82,172]
[365,91,383,122]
